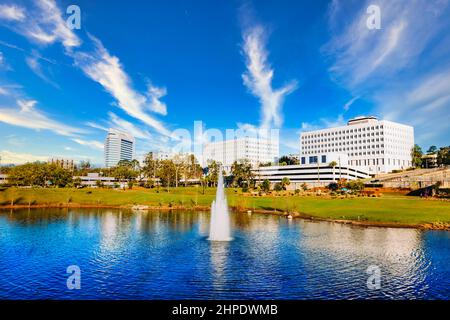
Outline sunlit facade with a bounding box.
[300,116,414,174]
[104,129,135,168]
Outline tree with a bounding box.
[157,160,177,190]
[172,154,186,188]
[142,152,160,185]
[346,180,365,192]
[231,159,254,188]
[185,154,203,185]
[280,177,290,190]
[48,164,73,187]
[274,183,283,192]
[74,177,82,188]
[111,161,138,182]
[437,146,450,166]
[427,146,438,154]
[206,161,222,187]
[411,144,423,168]
[278,155,299,166]
[8,162,72,187]
[76,160,91,176]
[329,161,338,181]
[259,162,273,167]
[261,179,271,193]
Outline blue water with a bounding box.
[0,208,449,300]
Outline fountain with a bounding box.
[208,169,232,241]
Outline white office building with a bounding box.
[104,129,135,168]
[203,137,279,171]
[254,153,372,188]
[300,116,414,174]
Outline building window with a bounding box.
[309,156,318,164]
[301,157,306,165]
[321,155,327,163]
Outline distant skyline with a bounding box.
[1,0,450,165]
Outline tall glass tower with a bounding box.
[104,129,135,168]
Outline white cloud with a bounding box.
[324,0,450,146]
[85,121,109,132]
[0,99,83,136]
[242,25,297,130]
[0,150,48,165]
[72,138,103,150]
[375,67,450,145]
[0,50,12,70]
[299,115,346,133]
[0,0,80,49]
[72,35,171,136]
[25,55,58,87]
[0,87,9,96]
[343,96,360,112]
[0,4,25,21]
[324,0,449,87]
[31,0,80,49]
[108,112,152,140]
[147,84,168,115]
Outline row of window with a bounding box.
[303,132,384,144]
[302,125,385,139]
[299,155,327,165]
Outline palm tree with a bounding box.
[329,161,338,182]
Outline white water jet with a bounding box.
[208,170,232,241]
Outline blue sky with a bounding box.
[0,0,449,165]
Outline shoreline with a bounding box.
[1,203,449,231]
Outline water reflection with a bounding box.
[0,208,448,299]
[210,241,229,292]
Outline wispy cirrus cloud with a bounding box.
[242,25,297,130]
[343,96,360,112]
[25,54,59,88]
[147,84,168,116]
[72,35,171,137]
[0,98,84,136]
[71,138,103,150]
[0,4,25,21]
[108,112,153,140]
[1,0,172,146]
[0,0,80,49]
[323,0,448,87]
[324,0,450,146]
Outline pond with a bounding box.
[0,208,449,299]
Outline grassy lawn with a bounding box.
[1,187,449,226]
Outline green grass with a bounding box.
[1,187,449,226]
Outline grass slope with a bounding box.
[1,187,449,226]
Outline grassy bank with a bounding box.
[1,187,449,229]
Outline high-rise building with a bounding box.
[203,137,279,172]
[48,158,75,171]
[104,129,135,168]
[300,116,414,174]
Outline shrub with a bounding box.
[328,182,339,192]
[346,180,365,192]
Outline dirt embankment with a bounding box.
[1,203,449,231]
